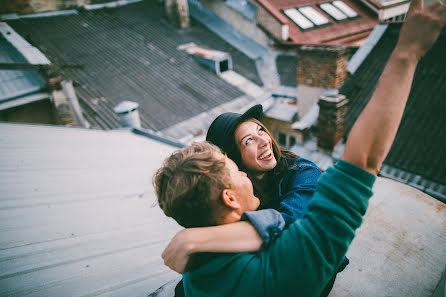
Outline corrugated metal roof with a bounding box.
[6,0,262,131]
[341,24,446,189]
[0,123,181,296]
[0,33,46,103]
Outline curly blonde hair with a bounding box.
[153,142,231,228]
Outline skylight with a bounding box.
[319,3,347,21]
[283,8,314,30]
[332,1,358,17]
[298,6,330,26]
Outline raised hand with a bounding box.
[396,0,446,61]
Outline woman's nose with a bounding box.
[257,135,268,147]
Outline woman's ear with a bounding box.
[221,189,241,210]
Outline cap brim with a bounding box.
[238,104,263,124]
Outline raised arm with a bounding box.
[342,0,446,174]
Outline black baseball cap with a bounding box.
[206,104,263,159]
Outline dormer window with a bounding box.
[319,1,359,22]
[332,1,358,17]
[283,6,331,31]
[283,8,314,30]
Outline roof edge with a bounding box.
[132,128,185,148]
[347,24,388,74]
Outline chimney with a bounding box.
[297,46,350,89]
[165,0,190,29]
[113,101,141,129]
[316,92,348,152]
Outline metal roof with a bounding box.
[340,23,446,198]
[0,123,181,296]
[0,28,46,104]
[6,0,262,131]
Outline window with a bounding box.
[332,1,358,17]
[298,6,330,26]
[289,136,296,148]
[278,132,287,146]
[278,132,297,148]
[283,6,332,31]
[283,8,314,30]
[319,1,359,22]
[319,3,347,21]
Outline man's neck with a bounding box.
[220,211,242,225]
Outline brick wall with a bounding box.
[317,94,348,152]
[297,46,350,89]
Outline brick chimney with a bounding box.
[297,46,350,89]
[317,93,348,152]
[165,0,190,29]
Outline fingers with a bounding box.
[407,0,423,16]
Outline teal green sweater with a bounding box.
[183,160,376,297]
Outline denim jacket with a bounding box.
[242,157,321,247]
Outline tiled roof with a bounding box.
[341,24,446,194]
[0,34,46,104]
[6,0,261,131]
[257,0,378,47]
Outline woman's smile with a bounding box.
[235,120,277,173]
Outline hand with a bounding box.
[396,0,446,61]
[162,229,195,274]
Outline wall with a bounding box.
[263,116,306,146]
[255,4,285,43]
[297,46,351,89]
[0,99,57,125]
[199,0,272,47]
[1,0,88,14]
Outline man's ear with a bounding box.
[221,189,241,210]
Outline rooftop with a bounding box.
[257,0,378,47]
[0,25,47,110]
[0,123,181,296]
[341,23,446,201]
[5,0,262,132]
[0,123,444,297]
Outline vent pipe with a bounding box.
[113,101,141,129]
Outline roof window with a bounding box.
[332,1,358,17]
[283,6,331,31]
[298,6,330,26]
[283,8,314,30]
[319,1,359,22]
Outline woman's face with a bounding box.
[234,120,277,174]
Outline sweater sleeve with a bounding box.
[256,160,376,297]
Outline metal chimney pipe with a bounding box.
[113,101,141,129]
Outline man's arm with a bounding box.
[342,0,446,174]
[162,221,264,273]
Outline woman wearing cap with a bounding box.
[205,104,321,226]
[166,105,346,297]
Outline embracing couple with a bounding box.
[154,1,446,296]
